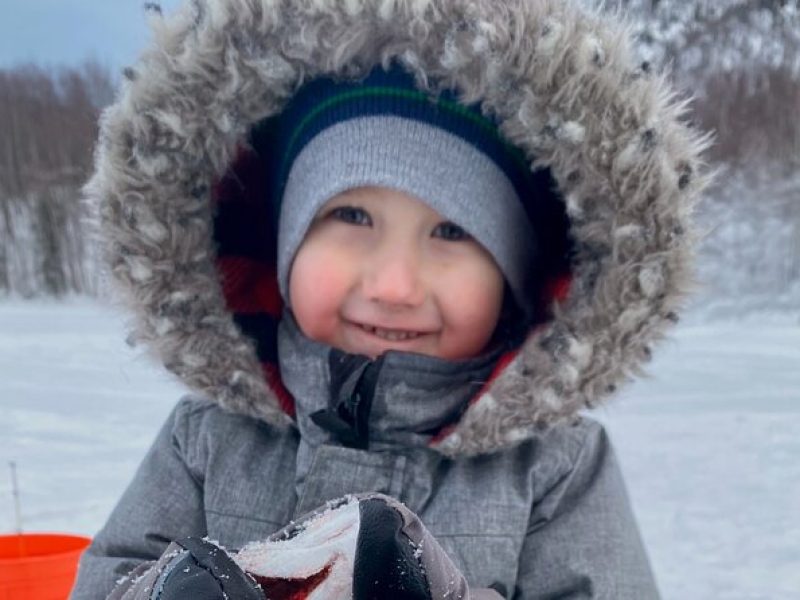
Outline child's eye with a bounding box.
[432,221,471,241]
[328,206,372,226]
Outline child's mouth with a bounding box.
[355,323,424,342]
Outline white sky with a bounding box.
[0,0,183,70]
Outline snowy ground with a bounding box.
[1,299,798,600]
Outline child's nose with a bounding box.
[361,245,425,307]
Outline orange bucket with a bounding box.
[0,533,91,600]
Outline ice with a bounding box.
[593,320,800,599]
[0,297,185,534]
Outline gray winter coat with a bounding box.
[70,0,710,598]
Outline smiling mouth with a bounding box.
[354,322,427,342]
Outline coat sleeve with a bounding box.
[69,398,209,600]
[514,420,661,599]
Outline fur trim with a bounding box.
[87,0,712,456]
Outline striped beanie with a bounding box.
[253,63,560,317]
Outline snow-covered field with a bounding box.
[1,299,798,600]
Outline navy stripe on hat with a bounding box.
[251,63,560,228]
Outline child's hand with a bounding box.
[234,493,505,600]
[108,494,504,600]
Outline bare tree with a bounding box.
[0,60,113,296]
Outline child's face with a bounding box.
[288,186,505,360]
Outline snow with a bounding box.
[1,298,799,599]
[0,298,184,534]
[593,322,800,599]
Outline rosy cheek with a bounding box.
[435,264,504,358]
[289,246,352,343]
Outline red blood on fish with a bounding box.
[248,564,331,600]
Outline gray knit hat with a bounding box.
[267,64,560,316]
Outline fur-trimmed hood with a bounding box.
[88,0,711,457]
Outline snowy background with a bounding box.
[1,1,800,600]
[2,299,798,600]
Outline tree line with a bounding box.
[0,61,112,296]
[1,1,798,299]
[621,0,800,300]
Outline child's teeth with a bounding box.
[363,325,419,341]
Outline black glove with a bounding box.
[108,537,263,600]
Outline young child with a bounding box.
[70,0,709,598]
